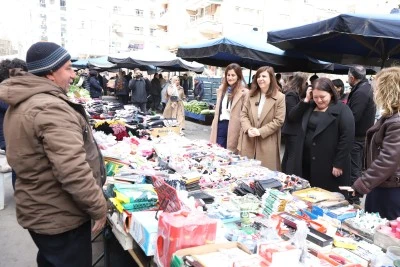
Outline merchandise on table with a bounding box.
[155,211,218,267]
[343,212,389,241]
[130,211,159,256]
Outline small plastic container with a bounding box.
[391,221,399,233]
[387,246,400,261]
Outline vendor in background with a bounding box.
[150,73,162,111]
[332,79,348,104]
[238,66,285,170]
[193,77,204,101]
[352,67,400,220]
[115,70,129,105]
[163,76,185,134]
[160,76,170,112]
[289,78,354,192]
[89,70,103,99]
[181,73,190,97]
[129,68,150,113]
[0,58,27,190]
[281,72,308,174]
[210,63,247,153]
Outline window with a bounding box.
[113,6,121,13]
[134,26,144,34]
[135,9,144,17]
[39,0,46,7]
[128,43,144,50]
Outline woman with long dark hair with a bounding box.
[281,73,307,174]
[238,66,285,170]
[210,63,247,153]
[289,78,354,192]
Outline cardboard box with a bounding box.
[129,211,159,256]
[150,127,180,137]
[173,242,253,267]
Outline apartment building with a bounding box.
[0,0,398,58]
[155,0,399,50]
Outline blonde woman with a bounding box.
[209,63,247,153]
[352,67,400,220]
[163,76,185,133]
[238,66,285,170]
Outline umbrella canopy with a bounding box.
[72,56,116,69]
[108,49,204,73]
[176,31,333,72]
[267,13,400,68]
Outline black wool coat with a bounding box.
[289,100,355,192]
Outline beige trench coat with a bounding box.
[163,85,185,129]
[210,86,248,153]
[238,91,286,170]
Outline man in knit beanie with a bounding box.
[0,42,107,267]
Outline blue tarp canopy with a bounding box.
[108,49,205,73]
[176,31,333,73]
[72,56,117,69]
[267,13,400,68]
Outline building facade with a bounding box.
[0,0,398,58]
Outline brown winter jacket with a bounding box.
[0,71,107,235]
[353,113,400,194]
[238,90,285,170]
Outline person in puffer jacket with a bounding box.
[89,69,103,99]
[0,42,107,267]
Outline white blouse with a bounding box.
[257,94,266,119]
[220,92,231,121]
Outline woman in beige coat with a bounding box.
[163,76,185,132]
[210,63,247,153]
[238,66,286,170]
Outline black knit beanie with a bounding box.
[26,42,71,76]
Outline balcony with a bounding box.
[186,0,222,12]
[189,14,222,35]
[112,24,122,33]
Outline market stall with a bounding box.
[85,99,400,267]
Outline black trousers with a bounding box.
[118,95,129,105]
[365,187,400,220]
[151,94,161,110]
[29,221,92,267]
[216,120,229,149]
[350,139,364,183]
[133,102,147,113]
[281,134,297,174]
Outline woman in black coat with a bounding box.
[289,78,355,192]
[281,73,307,174]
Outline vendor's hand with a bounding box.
[304,87,312,103]
[332,167,343,177]
[92,216,106,234]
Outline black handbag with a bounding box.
[169,95,179,102]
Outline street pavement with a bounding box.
[0,119,211,267]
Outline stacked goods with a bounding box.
[262,189,291,216]
[183,100,210,114]
[67,84,91,103]
[112,184,158,212]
